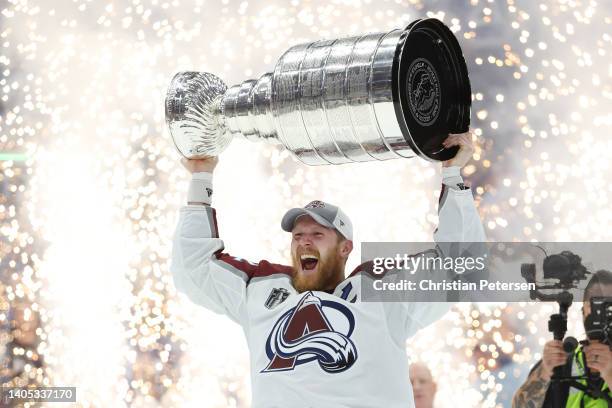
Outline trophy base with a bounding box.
[392,18,471,162]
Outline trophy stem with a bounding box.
[222,73,278,144]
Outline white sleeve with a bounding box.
[434,184,487,243]
[386,182,487,343]
[170,205,250,324]
[396,302,451,340]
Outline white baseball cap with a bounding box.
[281,200,353,241]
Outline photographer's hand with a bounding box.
[541,340,568,379]
[584,341,612,384]
[512,340,566,408]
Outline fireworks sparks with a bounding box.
[0,0,610,407]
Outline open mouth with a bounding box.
[300,254,319,272]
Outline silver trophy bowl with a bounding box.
[165,18,471,164]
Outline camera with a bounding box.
[521,250,590,301]
[520,250,591,340]
[542,251,590,286]
[521,250,589,292]
[521,250,612,406]
[584,296,612,345]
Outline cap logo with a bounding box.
[339,219,345,226]
[305,200,325,209]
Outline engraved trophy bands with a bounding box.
[165,18,471,164]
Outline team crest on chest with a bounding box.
[261,292,358,374]
[264,288,290,309]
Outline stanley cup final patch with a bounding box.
[407,58,441,126]
[265,288,290,309]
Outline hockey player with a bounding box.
[171,131,485,407]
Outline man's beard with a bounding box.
[291,246,344,293]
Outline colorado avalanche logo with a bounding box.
[262,292,358,374]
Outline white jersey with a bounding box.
[171,184,486,407]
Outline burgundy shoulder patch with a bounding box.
[214,251,293,282]
[214,252,259,275]
[253,260,293,279]
[347,260,377,278]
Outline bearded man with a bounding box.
[171,132,485,407]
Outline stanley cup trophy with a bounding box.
[165,18,471,164]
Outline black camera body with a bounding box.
[521,250,590,302]
[543,251,590,286]
[585,296,612,345]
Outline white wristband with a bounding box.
[192,172,213,182]
[188,172,213,205]
[441,166,461,179]
[441,166,466,190]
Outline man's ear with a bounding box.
[340,240,353,257]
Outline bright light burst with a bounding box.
[0,0,610,407]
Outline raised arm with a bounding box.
[170,157,253,324]
[394,132,488,339]
[434,132,486,244]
